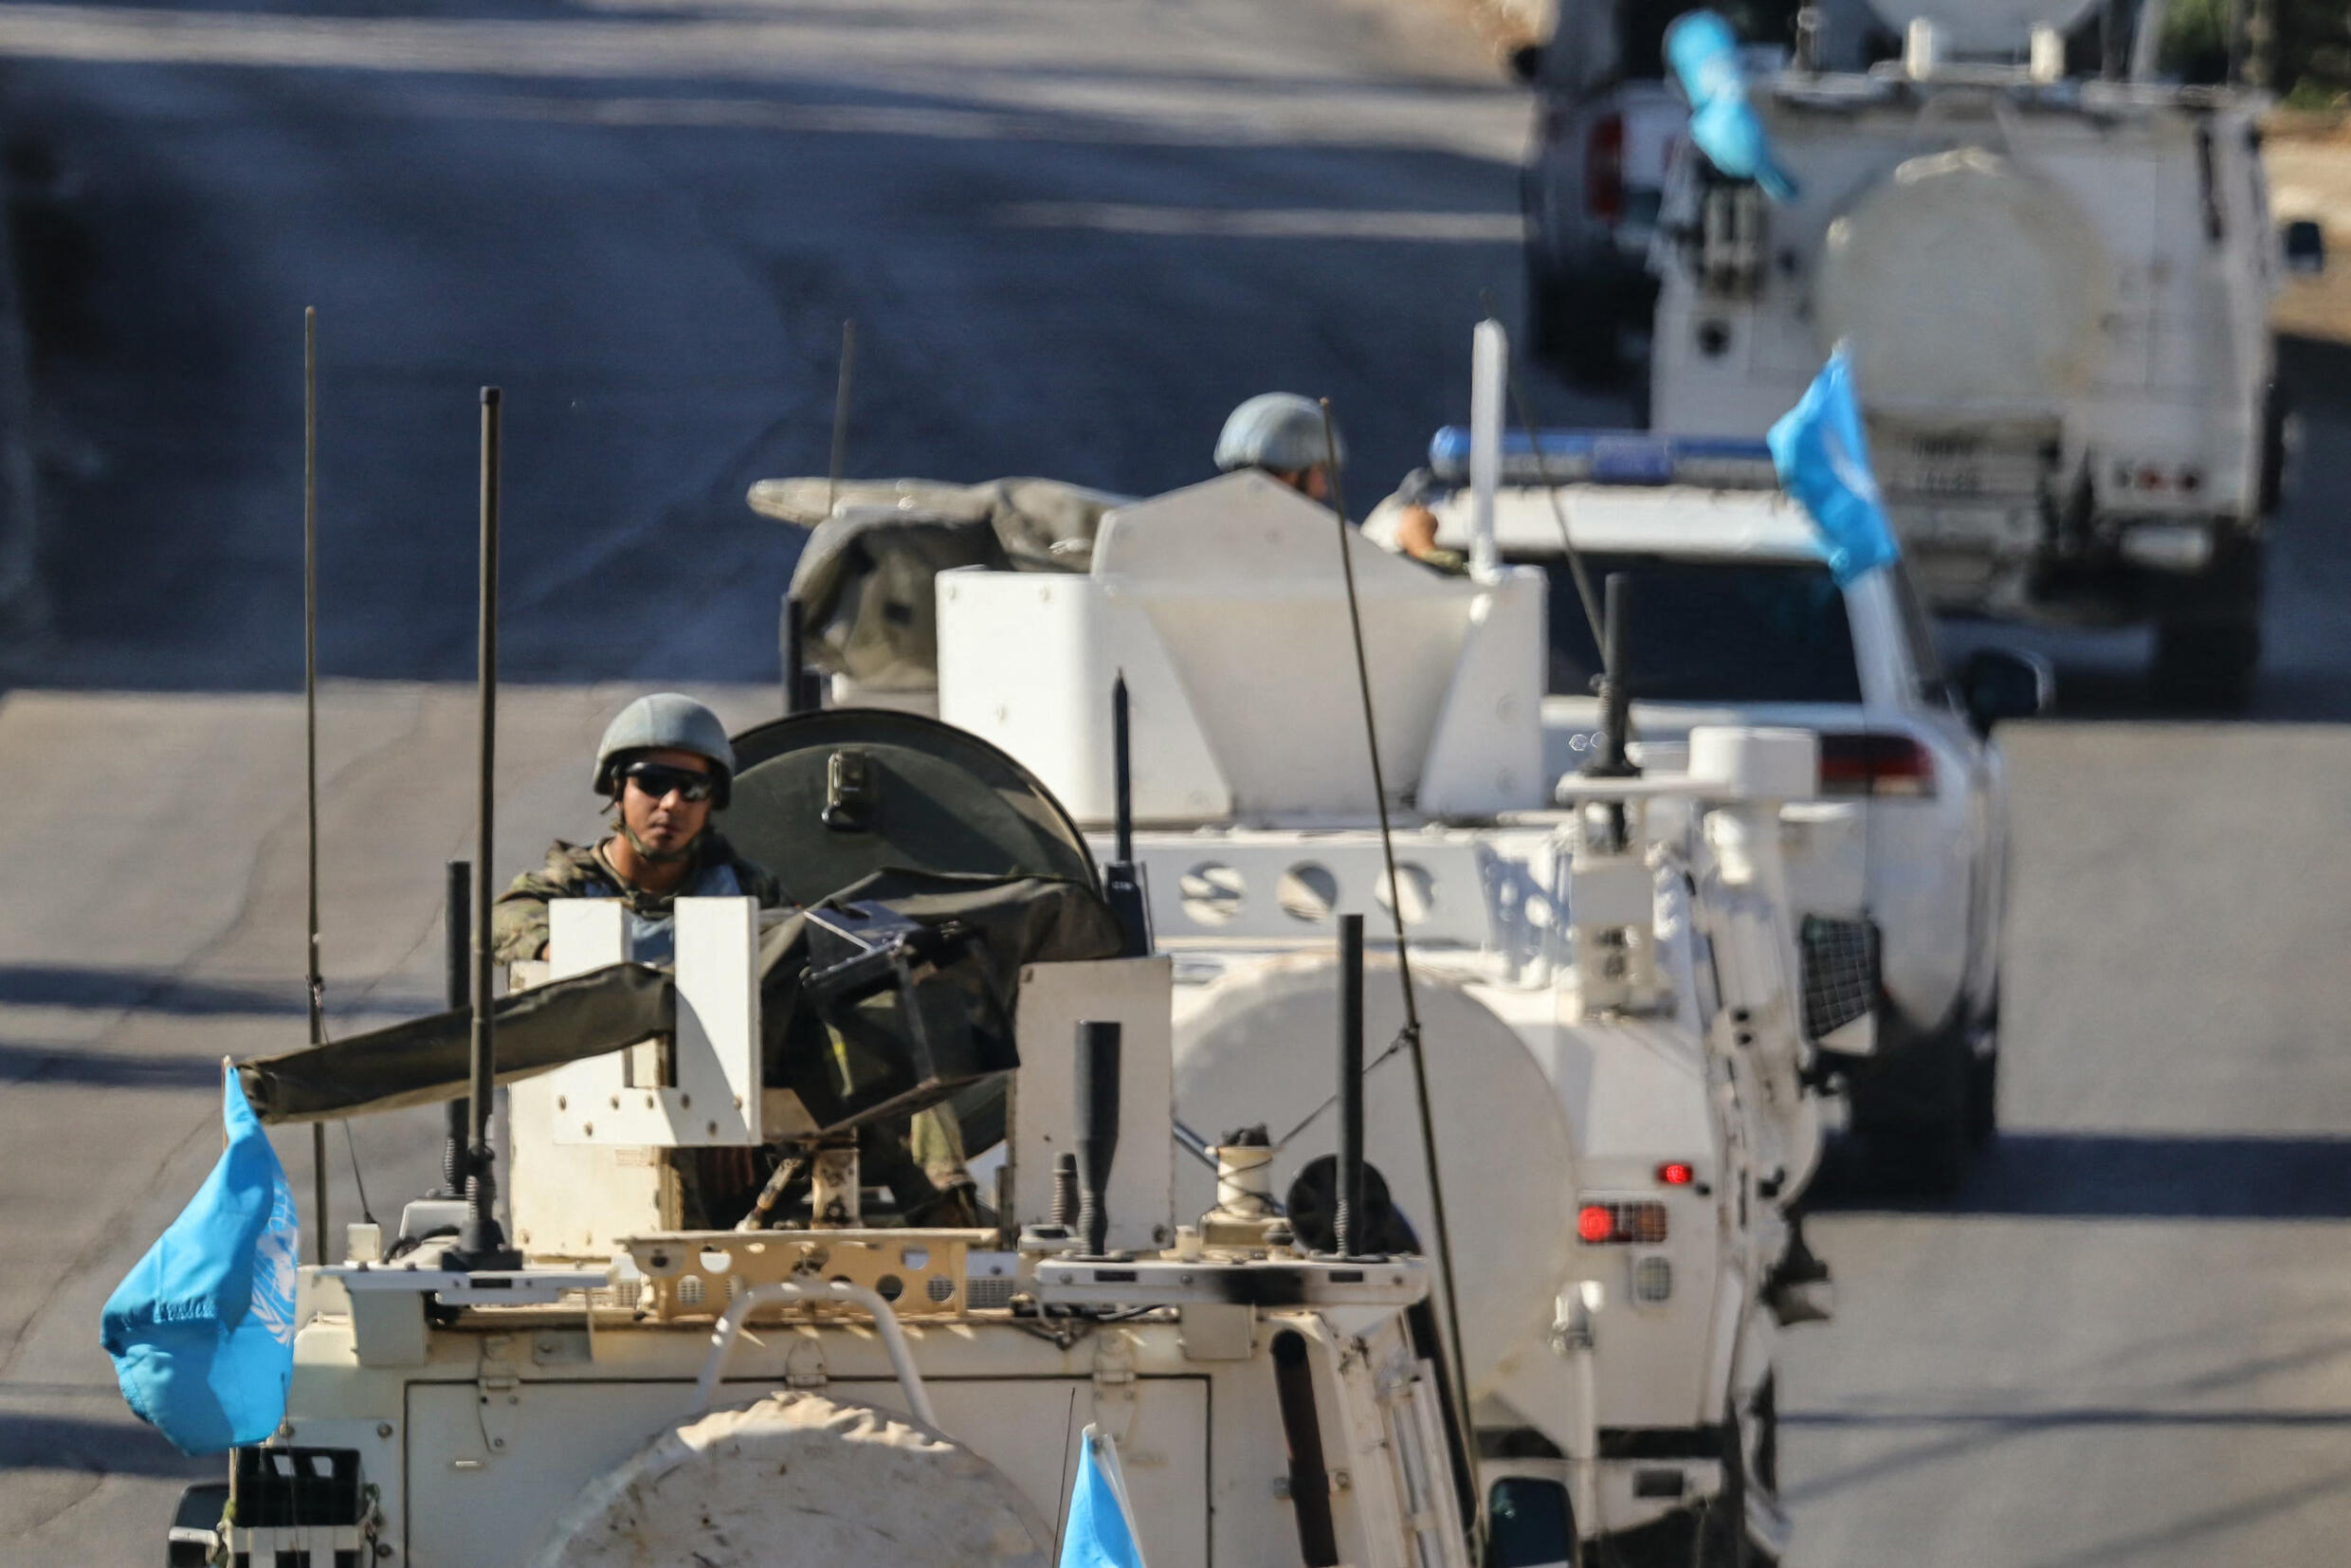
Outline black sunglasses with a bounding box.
[623,761,717,803]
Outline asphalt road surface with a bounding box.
[0,0,2348,1562]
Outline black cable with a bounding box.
[341,1118,375,1228]
[1501,347,1611,657]
[1319,398,1485,1559]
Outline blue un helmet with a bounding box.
[592,694,737,809]
[1213,392,1345,476]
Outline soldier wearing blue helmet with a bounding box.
[1217,392,1461,569]
[1213,392,1345,505]
[492,695,979,1224]
[491,693,786,966]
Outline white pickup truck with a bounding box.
[1369,429,2050,1193]
[1647,0,2300,708]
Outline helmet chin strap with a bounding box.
[618,818,702,866]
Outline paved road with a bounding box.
[1,0,2349,1563]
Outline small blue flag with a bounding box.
[1060,1426,1147,1568]
[1666,10,1798,202]
[1769,343,1901,587]
[100,1066,300,1453]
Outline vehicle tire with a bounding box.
[2152,534,2263,713]
[1527,264,1629,387]
[1849,1021,1972,1198]
[1965,988,1999,1148]
[2152,615,2260,712]
[528,1391,1052,1568]
[1966,1046,1999,1148]
[1693,1395,1778,1568]
[2257,381,2290,520]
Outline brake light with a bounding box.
[1656,1161,1696,1187]
[1586,113,1626,224]
[1817,734,1936,799]
[1577,1200,1668,1245]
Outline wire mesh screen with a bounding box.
[1798,914,1880,1042]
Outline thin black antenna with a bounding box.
[1592,573,1638,779]
[438,860,470,1197]
[302,306,329,1266]
[1102,673,1151,957]
[1493,318,1607,655]
[1335,913,1365,1260]
[1072,1020,1121,1258]
[826,319,857,516]
[1317,396,1483,1547]
[1112,673,1135,865]
[454,387,519,1271]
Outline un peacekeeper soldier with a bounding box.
[1213,391,1344,505]
[492,693,781,967]
[1214,392,1465,572]
[493,693,979,1225]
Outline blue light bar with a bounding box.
[1427,428,1778,490]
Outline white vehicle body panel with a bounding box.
[1649,71,2278,620]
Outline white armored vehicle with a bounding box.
[932,452,1850,1564]
[167,710,1486,1568]
[1649,0,2294,706]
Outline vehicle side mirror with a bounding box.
[1507,43,1543,84]
[2284,219,2326,275]
[1960,647,2051,733]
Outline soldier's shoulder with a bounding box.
[707,833,789,905]
[503,838,607,896]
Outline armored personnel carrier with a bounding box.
[165,709,1483,1568]
[1649,0,2295,706]
[931,452,1848,1566]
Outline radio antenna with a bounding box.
[1318,397,1483,1553]
[301,307,332,1265]
[452,386,519,1272]
[825,319,856,516]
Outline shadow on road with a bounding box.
[0,963,304,1014]
[0,1412,215,1479]
[0,1041,228,1087]
[1811,1130,2351,1219]
[0,962,437,1017]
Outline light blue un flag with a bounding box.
[1060,1426,1147,1568]
[1769,344,1901,587]
[100,1066,300,1453]
[1666,9,1798,202]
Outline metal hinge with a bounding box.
[1091,1330,1139,1445]
[477,1336,521,1455]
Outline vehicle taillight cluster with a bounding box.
[1586,114,1626,224]
[1576,1200,1668,1245]
[1818,733,1936,799]
[2110,461,2206,495]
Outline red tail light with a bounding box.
[1577,1200,1668,1245]
[1818,733,1936,799]
[1656,1161,1696,1187]
[1586,113,1626,223]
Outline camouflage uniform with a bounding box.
[490,833,787,966]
